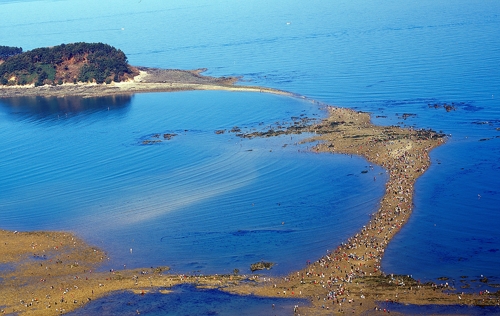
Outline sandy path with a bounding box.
[0,68,292,98]
[1,73,499,315]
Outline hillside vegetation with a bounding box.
[0,46,23,60]
[0,42,137,86]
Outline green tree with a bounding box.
[0,42,133,85]
[35,71,48,87]
[0,46,22,59]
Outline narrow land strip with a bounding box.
[226,106,496,314]
[1,70,499,315]
[0,67,293,98]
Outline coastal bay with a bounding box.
[2,0,500,314]
[1,75,498,314]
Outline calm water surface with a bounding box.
[1,0,500,310]
[0,91,385,275]
[65,284,309,316]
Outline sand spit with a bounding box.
[0,230,245,315]
[1,71,499,315]
[226,107,500,314]
[0,67,292,98]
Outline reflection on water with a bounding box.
[1,0,500,309]
[0,95,132,121]
[66,284,309,316]
[0,91,387,276]
[378,301,500,316]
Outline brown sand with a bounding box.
[1,72,499,315]
[0,67,292,99]
[0,230,245,315]
[225,107,499,314]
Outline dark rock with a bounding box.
[163,133,178,140]
[250,261,274,272]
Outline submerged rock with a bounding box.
[250,261,274,272]
[163,133,178,140]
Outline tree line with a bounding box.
[0,42,134,86]
[0,46,23,60]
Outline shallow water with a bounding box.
[65,284,309,316]
[1,0,500,308]
[0,91,386,275]
[377,301,500,316]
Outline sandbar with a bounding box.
[0,67,292,99]
[1,70,499,315]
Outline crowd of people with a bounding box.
[268,106,457,313]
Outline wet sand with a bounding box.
[0,67,292,99]
[1,71,499,315]
[227,107,500,314]
[0,230,244,315]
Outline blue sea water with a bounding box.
[377,301,500,316]
[1,0,500,311]
[65,284,309,316]
[0,91,386,276]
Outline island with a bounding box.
[0,43,290,98]
[1,43,499,315]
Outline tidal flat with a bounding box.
[1,73,498,314]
